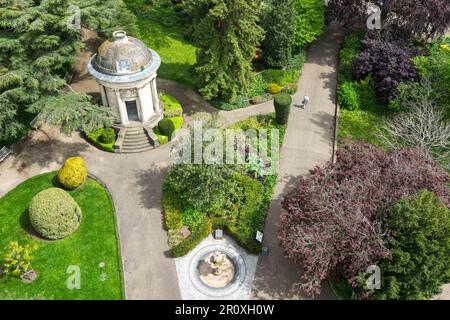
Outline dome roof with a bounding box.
[94,31,153,75]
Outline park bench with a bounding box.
[0,146,12,163]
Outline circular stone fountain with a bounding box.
[197,251,236,289]
[188,244,247,297]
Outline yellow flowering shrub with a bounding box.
[57,157,87,190]
[267,83,283,94]
[440,44,450,52]
[1,241,38,277]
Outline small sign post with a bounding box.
[213,229,223,240]
[256,231,263,243]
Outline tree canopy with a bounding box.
[374,190,450,300]
[262,0,296,69]
[0,0,137,144]
[280,142,449,296]
[326,0,450,41]
[293,0,325,50]
[184,0,264,102]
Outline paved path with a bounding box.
[251,25,344,300]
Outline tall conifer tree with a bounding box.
[185,0,264,102]
[263,0,296,69]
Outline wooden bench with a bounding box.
[0,146,12,163]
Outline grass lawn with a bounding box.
[0,172,123,300]
[126,0,198,88]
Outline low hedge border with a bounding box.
[85,128,116,153]
[171,219,212,257]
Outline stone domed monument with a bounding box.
[88,31,163,152]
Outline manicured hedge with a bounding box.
[274,93,292,125]
[29,188,82,240]
[153,127,170,145]
[99,128,116,144]
[158,116,183,141]
[57,157,87,190]
[171,219,212,257]
[162,189,183,230]
[86,128,116,152]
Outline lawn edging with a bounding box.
[87,172,126,300]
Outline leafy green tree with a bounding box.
[28,93,116,135]
[374,190,450,300]
[165,164,238,214]
[184,0,264,102]
[293,0,325,50]
[80,0,139,37]
[263,0,296,69]
[0,0,136,145]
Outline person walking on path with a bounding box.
[302,95,310,109]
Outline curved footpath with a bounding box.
[0,24,343,300]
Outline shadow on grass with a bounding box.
[19,208,49,242]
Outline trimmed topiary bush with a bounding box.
[99,128,116,144]
[153,127,170,145]
[57,157,88,190]
[273,93,292,125]
[158,117,183,140]
[29,188,82,240]
[86,128,115,152]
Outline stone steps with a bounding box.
[120,126,156,153]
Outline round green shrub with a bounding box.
[99,128,116,144]
[29,188,82,240]
[57,157,88,190]
[338,81,360,111]
[158,117,183,140]
[274,93,292,125]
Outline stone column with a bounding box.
[99,84,108,107]
[137,83,153,122]
[151,78,161,114]
[115,90,128,126]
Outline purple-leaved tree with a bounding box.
[279,142,449,296]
